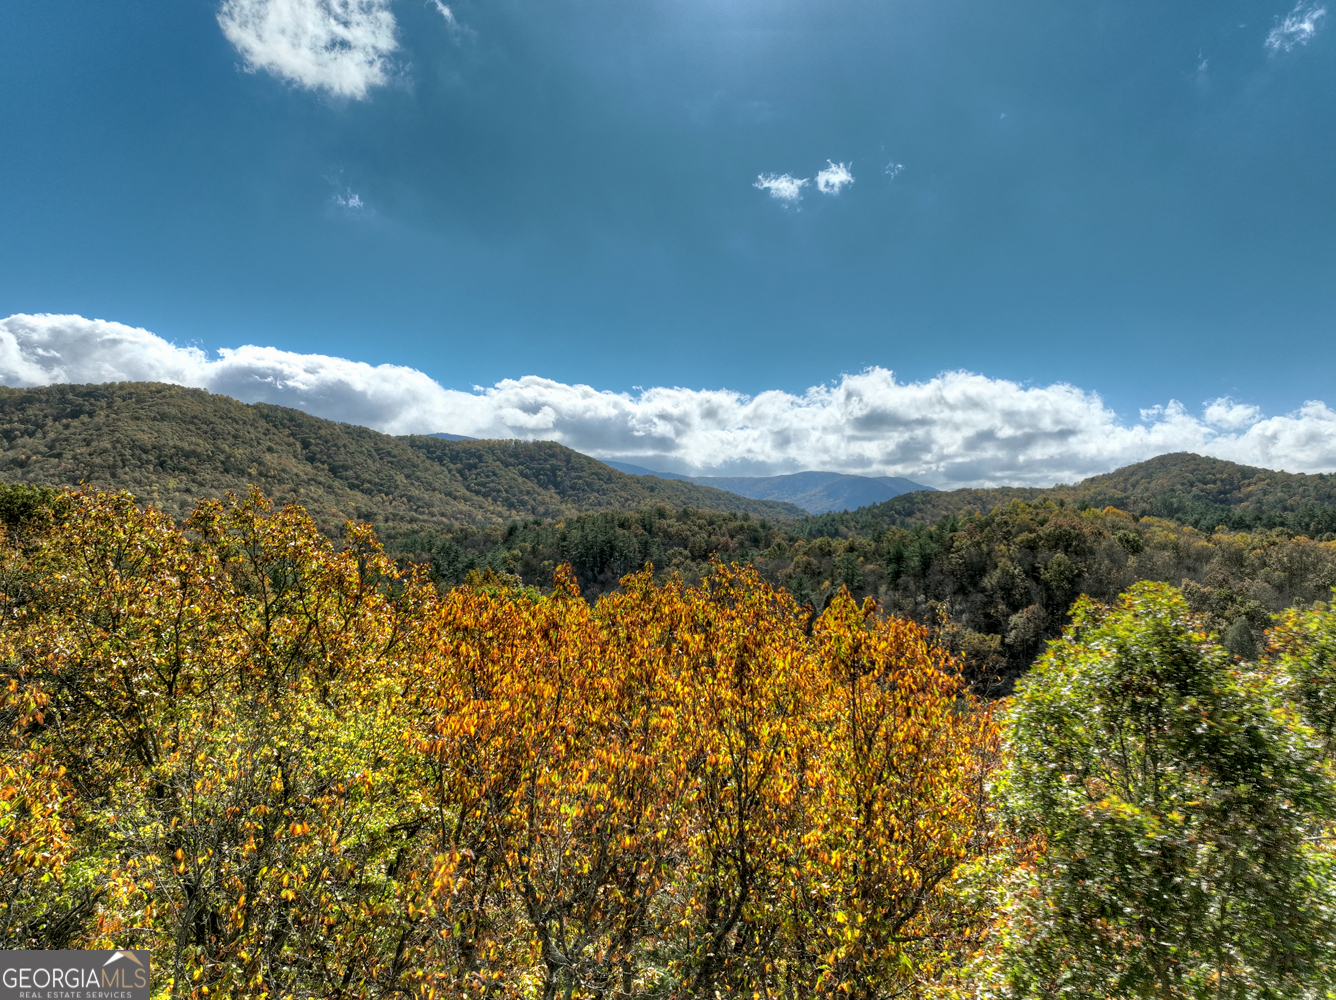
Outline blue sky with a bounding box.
[1,0,1334,483]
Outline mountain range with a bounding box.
[0,383,804,525]
[3,382,1336,543]
[805,452,1336,537]
[603,462,935,513]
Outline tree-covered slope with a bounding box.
[0,382,804,524]
[1068,452,1336,526]
[806,453,1336,536]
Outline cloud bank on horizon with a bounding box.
[3,313,1336,488]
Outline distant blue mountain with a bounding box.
[603,460,695,480]
[429,432,478,441]
[604,463,936,514]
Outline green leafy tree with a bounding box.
[1269,589,1336,755]
[993,582,1336,999]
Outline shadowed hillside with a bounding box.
[0,382,805,524]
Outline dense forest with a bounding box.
[822,451,1336,535]
[388,495,1336,693]
[0,382,802,523]
[3,486,1336,998]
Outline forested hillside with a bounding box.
[817,452,1336,534]
[0,382,802,523]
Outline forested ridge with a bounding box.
[4,486,1336,998]
[0,382,803,523]
[819,451,1336,535]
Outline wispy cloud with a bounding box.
[4,313,1336,487]
[217,0,399,99]
[754,173,808,203]
[1266,1,1327,52]
[884,161,904,180]
[334,189,365,210]
[430,0,457,26]
[428,0,472,39]
[815,161,855,195]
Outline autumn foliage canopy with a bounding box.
[0,490,999,999]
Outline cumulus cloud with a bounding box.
[1204,397,1262,430]
[217,0,398,99]
[5,313,1336,488]
[1266,1,1327,52]
[815,161,855,195]
[754,173,808,203]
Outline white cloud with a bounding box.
[5,313,1336,488]
[754,173,808,202]
[1266,1,1327,52]
[429,0,473,39]
[334,189,365,210]
[815,161,855,195]
[1204,397,1262,430]
[885,161,903,180]
[217,0,398,99]
[430,0,457,26]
